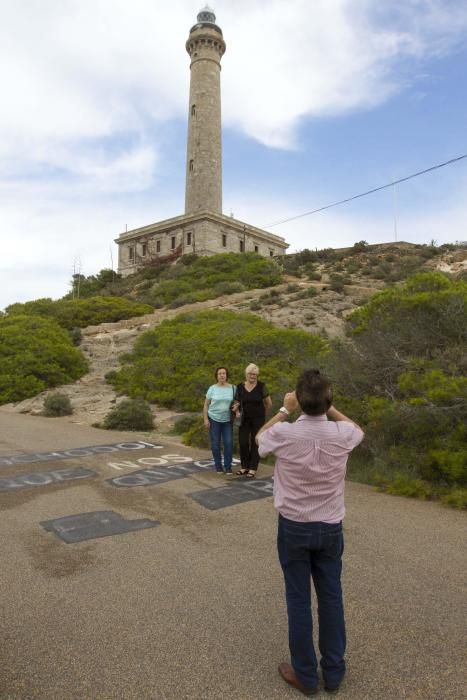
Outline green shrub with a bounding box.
[181,416,210,448]
[141,253,282,307]
[171,413,200,435]
[70,327,82,345]
[384,473,434,500]
[307,271,322,281]
[102,398,154,431]
[0,315,88,404]
[6,296,154,330]
[440,488,467,509]
[293,288,318,300]
[42,392,73,417]
[326,271,467,507]
[214,281,246,295]
[110,310,328,412]
[329,274,346,293]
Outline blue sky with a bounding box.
[1,0,466,310]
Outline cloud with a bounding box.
[1,0,466,161]
[1,0,466,310]
[220,0,467,147]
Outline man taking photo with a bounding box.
[257,369,364,696]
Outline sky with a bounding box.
[1,0,467,310]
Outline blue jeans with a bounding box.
[277,514,346,690]
[209,419,233,471]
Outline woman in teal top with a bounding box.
[203,367,235,475]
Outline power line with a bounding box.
[264,153,467,228]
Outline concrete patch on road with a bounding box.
[0,466,97,491]
[40,510,160,543]
[0,440,163,467]
[190,477,274,510]
[108,458,218,487]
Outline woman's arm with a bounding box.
[203,398,211,429]
[263,395,273,413]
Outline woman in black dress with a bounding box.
[234,363,272,478]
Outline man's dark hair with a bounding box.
[215,366,229,380]
[296,369,332,416]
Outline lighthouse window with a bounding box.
[269,250,274,257]
[239,240,245,253]
[222,234,227,247]
[128,246,135,261]
[171,236,176,250]
[186,231,192,246]
[141,243,147,257]
[254,245,259,253]
[156,240,161,253]
[191,104,196,117]
[189,159,194,172]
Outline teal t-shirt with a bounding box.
[206,384,235,423]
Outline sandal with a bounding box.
[246,471,256,478]
[235,469,249,476]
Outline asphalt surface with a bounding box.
[0,409,465,699]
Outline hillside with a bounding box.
[4,241,466,429]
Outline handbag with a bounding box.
[232,384,243,427]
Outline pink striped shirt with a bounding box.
[258,414,364,523]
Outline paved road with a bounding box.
[0,409,465,699]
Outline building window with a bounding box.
[171,236,176,250]
[239,240,244,253]
[128,246,135,261]
[254,245,259,253]
[156,240,161,253]
[191,104,196,116]
[269,250,274,257]
[222,234,227,247]
[141,243,147,257]
[189,159,194,172]
[186,231,192,246]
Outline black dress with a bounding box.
[235,381,270,471]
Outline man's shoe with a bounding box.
[278,662,318,696]
[324,683,340,694]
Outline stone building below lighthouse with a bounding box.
[115,6,289,276]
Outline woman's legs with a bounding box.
[209,420,233,472]
[238,416,264,472]
[248,416,265,471]
[220,421,233,471]
[209,419,223,472]
[238,420,251,469]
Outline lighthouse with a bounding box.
[115,7,288,275]
[185,6,226,215]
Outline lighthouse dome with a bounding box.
[197,5,216,24]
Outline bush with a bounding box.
[307,271,322,281]
[0,315,88,404]
[141,252,282,307]
[6,296,154,330]
[110,310,328,412]
[181,416,210,448]
[326,271,467,506]
[329,274,346,293]
[171,414,200,435]
[102,398,154,431]
[42,392,73,417]
[440,488,467,509]
[70,327,82,346]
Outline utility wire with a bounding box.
[264,153,467,228]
